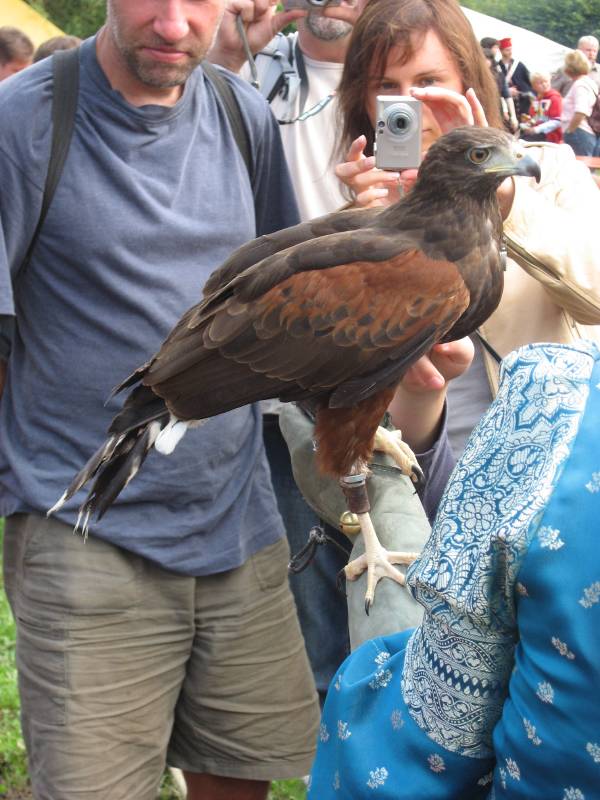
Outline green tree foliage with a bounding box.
[462,0,600,48]
[25,0,105,39]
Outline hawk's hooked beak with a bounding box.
[485,150,541,183]
[512,152,541,183]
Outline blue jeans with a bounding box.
[564,127,597,156]
[263,415,351,704]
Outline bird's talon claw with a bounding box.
[364,597,372,616]
[411,464,426,490]
[336,568,347,597]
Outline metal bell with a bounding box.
[339,510,361,536]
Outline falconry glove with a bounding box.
[279,403,430,649]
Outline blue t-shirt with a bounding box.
[0,37,300,575]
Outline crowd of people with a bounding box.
[1,1,599,798]
[478,31,600,157]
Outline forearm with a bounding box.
[414,404,456,523]
[388,383,446,453]
[504,145,600,322]
[207,42,247,73]
[534,118,561,135]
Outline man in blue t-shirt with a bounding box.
[0,2,319,798]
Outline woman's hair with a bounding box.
[564,49,591,78]
[336,0,503,160]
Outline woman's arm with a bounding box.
[565,110,588,133]
[504,142,600,323]
[389,339,474,452]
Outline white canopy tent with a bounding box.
[0,0,63,48]
[461,6,571,74]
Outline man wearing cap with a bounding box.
[498,36,533,123]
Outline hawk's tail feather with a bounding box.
[48,381,175,535]
[49,418,165,538]
[82,420,163,524]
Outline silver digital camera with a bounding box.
[374,96,422,170]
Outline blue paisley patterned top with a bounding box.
[308,341,600,799]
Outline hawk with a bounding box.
[51,126,540,610]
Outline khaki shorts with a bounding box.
[3,514,319,800]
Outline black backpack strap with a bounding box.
[20,47,80,277]
[202,62,253,182]
[474,330,502,364]
[294,38,310,116]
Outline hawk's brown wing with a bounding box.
[203,205,384,295]
[144,239,470,419]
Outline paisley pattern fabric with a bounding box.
[308,341,600,799]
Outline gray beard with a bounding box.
[305,11,352,41]
[120,48,203,88]
[106,2,222,89]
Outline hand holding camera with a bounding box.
[374,95,422,170]
[335,86,489,209]
[334,135,408,209]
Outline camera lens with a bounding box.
[387,108,412,136]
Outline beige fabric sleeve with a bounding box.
[504,142,600,325]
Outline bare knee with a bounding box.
[183,771,270,800]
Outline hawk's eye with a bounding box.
[468,147,491,164]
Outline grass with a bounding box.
[0,519,29,798]
[0,520,305,800]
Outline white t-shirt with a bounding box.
[561,75,597,134]
[276,53,345,221]
[243,36,346,222]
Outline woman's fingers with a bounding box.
[429,338,475,381]
[353,186,393,208]
[409,86,476,132]
[409,86,489,132]
[321,3,361,24]
[402,338,474,394]
[465,87,489,128]
[398,168,418,194]
[345,134,367,162]
[336,135,406,207]
[335,157,399,189]
[402,355,446,393]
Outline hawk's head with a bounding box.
[414,126,541,201]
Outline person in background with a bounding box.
[561,49,599,156]
[33,34,82,63]
[552,34,600,95]
[211,0,370,222]
[520,70,563,143]
[481,41,517,133]
[0,1,320,798]
[0,26,33,81]
[498,35,533,122]
[309,338,600,799]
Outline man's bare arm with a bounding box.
[208,0,305,73]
